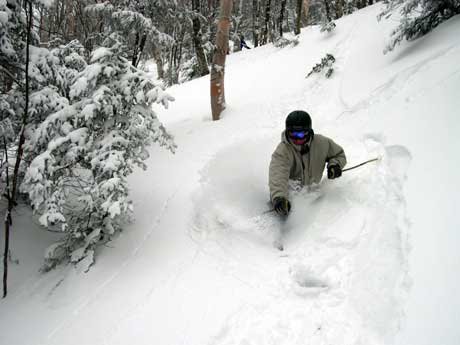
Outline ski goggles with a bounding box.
[288,130,309,139]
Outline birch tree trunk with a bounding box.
[210,0,233,121]
[302,0,311,25]
[151,43,164,80]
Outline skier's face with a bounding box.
[288,130,309,146]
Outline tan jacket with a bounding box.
[269,131,346,201]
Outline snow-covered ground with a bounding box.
[2,4,460,345]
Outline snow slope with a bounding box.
[1,4,460,345]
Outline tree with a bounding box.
[21,34,175,270]
[379,0,460,53]
[279,0,287,37]
[210,0,233,121]
[0,0,33,298]
[295,0,303,34]
[192,0,210,76]
[252,0,260,47]
[261,0,272,44]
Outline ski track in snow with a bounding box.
[191,136,411,345]
[338,44,460,118]
[44,189,179,343]
[187,15,413,345]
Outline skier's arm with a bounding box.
[326,138,347,169]
[269,143,292,202]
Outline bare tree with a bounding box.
[324,0,332,22]
[3,0,32,298]
[294,0,302,35]
[336,0,344,18]
[210,0,233,121]
[261,0,272,44]
[278,0,287,37]
[192,0,209,76]
[252,0,260,47]
[302,0,311,24]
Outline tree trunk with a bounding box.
[294,0,302,35]
[3,138,11,299]
[4,0,33,299]
[324,0,332,22]
[152,43,164,80]
[261,0,271,44]
[302,0,311,26]
[335,0,344,18]
[279,0,287,37]
[252,0,259,47]
[210,0,233,121]
[192,0,209,76]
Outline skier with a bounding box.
[240,35,251,50]
[269,110,347,216]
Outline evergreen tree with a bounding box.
[379,0,460,53]
[21,34,175,270]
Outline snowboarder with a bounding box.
[269,110,347,216]
[240,35,251,50]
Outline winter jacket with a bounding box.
[269,131,347,201]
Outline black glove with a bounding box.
[327,164,342,179]
[273,197,291,216]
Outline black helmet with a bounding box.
[285,110,312,131]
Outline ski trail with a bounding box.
[191,137,411,345]
[44,189,178,343]
[338,44,460,118]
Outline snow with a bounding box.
[0,11,8,25]
[90,47,112,63]
[2,4,460,345]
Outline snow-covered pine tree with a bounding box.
[21,33,175,270]
[379,0,460,53]
[0,0,26,140]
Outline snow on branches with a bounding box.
[22,34,175,271]
[306,54,336,79]
[379,0,460,53]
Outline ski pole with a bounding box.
[342,157,380,173]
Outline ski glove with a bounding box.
[327,164,342,179]
[273,197,291,216]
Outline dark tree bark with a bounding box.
[335,0,344,18]
[279,0,287,37]
[324,0,332,22]
[210,0,233,120]
[192,0,209,76]
[261,0,272,44]
[295,0,302,35]
[252,0,259,47]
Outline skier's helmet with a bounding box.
[285,110,312,131]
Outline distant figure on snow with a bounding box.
[240,35,251,50]
[269,110,347,216]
